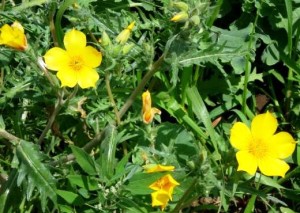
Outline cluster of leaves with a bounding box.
[0,0,300,212]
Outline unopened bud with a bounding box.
[190,15,200,25]
[170,11,189,22]
[100,31,111,47]
[173,2,189,12]
[122,43,134,55]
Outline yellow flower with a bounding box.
[151,190,170,210]
[142,90,161,124]
[143,164,175,173]
[170,11,189,22]
[230,111,296,177]
[115,21,135,44]
[149,174,180,200]
[0,21,27,51]
[44,29,102,88]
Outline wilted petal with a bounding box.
[77,67,99,88]
[251,111,278,140]
[57,66,77,88]
[269,132,296,159]
[230,122,252,150]
[258,157,290,177]
[64,29,86,51]
[81,46,102,68]
[236,151,258,176]
[44,47,69,71]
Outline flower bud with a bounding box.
[190,15,200,25]
[100,31,111,47]
[122,43,134,55]
[170,11,189,22]
[116,21,135,45]
[173,2,189,12]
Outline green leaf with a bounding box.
[0,170,21,213]
[124,172,166,195]
[100,125,118,179]
[56,189,83,205]
[70,145,98,175]
[16,140,57,211]
[186,86,220,156]
[258,174,284,190]
[55,0,76,48]
[280,207,296,213]
[67,175,100,191]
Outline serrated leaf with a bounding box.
[70,145,98,175]
[16,140,57,211]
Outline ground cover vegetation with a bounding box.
[0,0,300,212]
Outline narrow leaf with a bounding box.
[70,145,97,175]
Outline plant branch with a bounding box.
[118,54,165,119]
[38,90,64,145]
[105,72,121,125]
[0,129,20,144]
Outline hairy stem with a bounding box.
[105,72,121,125]
[242,7,259,114]
[119,54,165,119]
[38,91,64,145]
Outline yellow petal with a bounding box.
[0,23,27,50]
[151,191,169,210]
[251,111,278,140]
[143,109,153,124]
[115,29,130,44]
[236,151,258,175]
[170,11,189,22]
[11,21,24,33]
[126,21,135,31]
[144,164,175,173]
[230,122,252,150]
[44,47,69,71]
[56,66,77,88]
[258,157,290,177]
[142,90,151,113]
[77,67,99,88]
[81,46,102,68]
[269,132,296,159]
[64,29,86,52]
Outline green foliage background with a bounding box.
[0,0,300,212]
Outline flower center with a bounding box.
[248,138,268,159]
[69,56,83,71]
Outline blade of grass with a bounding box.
[186,86,219,155]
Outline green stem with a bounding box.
[38,90,65,145]
[171,177,198,213]
[284,0,293,117]
[105,72,121,125]
[118,54,165,119]
[1,0,5,11]
[244,174,261,213]
[242,7,259,114]
[0,128,20,145]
